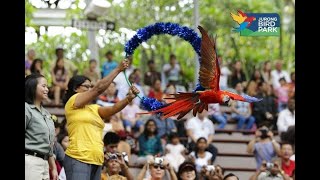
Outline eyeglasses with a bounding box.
[80,84,93,89]
[152,164,165,170]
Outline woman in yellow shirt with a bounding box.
[62,59,140,180]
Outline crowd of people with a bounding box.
[25,48,295,180]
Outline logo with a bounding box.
[231,10,280,36]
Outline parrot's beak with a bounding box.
[228,99,233,106]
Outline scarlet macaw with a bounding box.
[146,26,262,119]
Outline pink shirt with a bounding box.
[276,86,289,103]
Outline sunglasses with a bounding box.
[152,164,165,170]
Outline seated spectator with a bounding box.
[189,137,213,173]
[246,68,263,95]
[219,57,231,90]
[30,58,44,75]
[224,173,239,180]
[103,132,121,154]
[163,54,183,85]
[277,98,295,135]
[137,156,177,180]
[137,119,163,165]
[111,113,125,133]
[164,133,187,172]
[185,110,218,163]
[261,60,273,86]
[52,121,64,175]
[150,114,177,138]
[280,125,295,149]
[177,161,197,180]
[246,80,258,97]
[271,60,291,89]
[162,83,176,104]
[103,132,134,180]
[230,60,246,88]
[287,72,295,99]
[132,68,142,85]
[97,81,119,106]
[250,159,290,180]
[25,49,36,75]
[50,58,69,105]
[121,98,144,134]
[247,126,281,169]
[128,73,145,107]
[231,82,256,130]
[200,164,224,180]
[144,59,161,87]
[57,132,69,151]
[274,78,289,112]
[252,82,277,129]
[207,103,228,129]
[148,79,164,101]
[102,152,133,180]
[279,143,295,177]
[83,59,101,86]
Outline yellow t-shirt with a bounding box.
[65,93,105,165]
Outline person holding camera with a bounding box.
[137,156,177,180]
[101,152,132,180]
[102,132,134,180]
[200,165,224,180]
[247,126,281,169]
[249,160,292,180]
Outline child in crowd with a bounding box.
[189,137,213,173]
[164,133,187,172]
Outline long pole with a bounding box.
[193,0,200,87]
[85,0,100,74]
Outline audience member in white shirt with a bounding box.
[271,60,291,89]
[277,98,295,134]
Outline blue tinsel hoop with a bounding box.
[124,22,203,111]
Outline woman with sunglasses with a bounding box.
[137,156,177,180]
[62,59,140,180]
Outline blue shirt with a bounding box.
[102,60,118,77]
[151,114,177,137]
[254,141,277,169]
[138,135,163,156]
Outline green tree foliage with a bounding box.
[26,0,295,85]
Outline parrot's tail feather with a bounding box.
[151,92,201,119]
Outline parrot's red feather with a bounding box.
[146,92,206,120]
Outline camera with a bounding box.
[154,157,164,165]
[107,153,119,160]
[259,128,269,139]
[206,165,215,171]
[266,162,274,170]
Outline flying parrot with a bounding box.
[231,10,256,32]
[145,26,262,120]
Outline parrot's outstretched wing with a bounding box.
[237,10,247,18]
[222,90,263,103]
[230,11,247,24]
[198,26,220,92]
